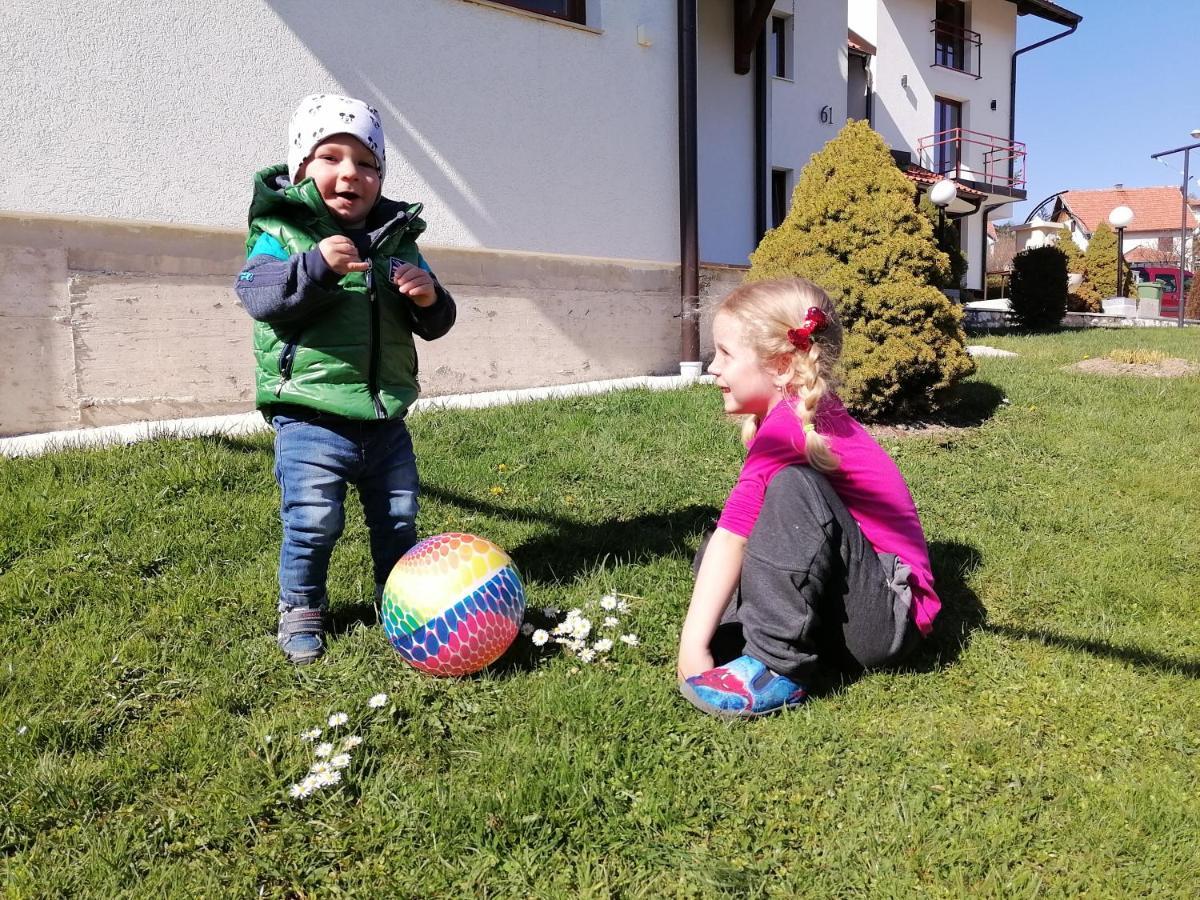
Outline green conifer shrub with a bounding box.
[1081,222,1135,301]
[1053,229,1091,311]
[1008,245,1067,330]
[747,120,974,420]
[1185,273,1200,320]
[1054,229,1083,273]
[919,196,968,291]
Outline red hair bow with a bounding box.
[786,307,828,352]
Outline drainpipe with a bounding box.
[678,0,701,376]
[754,26,767,244]
[1008,21,1077,182]
[980,201,1006,300]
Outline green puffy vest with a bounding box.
[246,164,428,420]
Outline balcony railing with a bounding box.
[917,128,1027,192]
[931,19,982,78]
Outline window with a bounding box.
[771,169,791,228]
[492,1,586,24]
[771,16,790,79]
[933,96,962,175]
[1155,273,1178,294]
[934,0,967,71]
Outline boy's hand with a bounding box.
[390,261,437,307]
[318,236,371,275]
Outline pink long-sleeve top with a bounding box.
[717,395,940,635]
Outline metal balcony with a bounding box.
[931,19,982,79]
[917,128,1027,195]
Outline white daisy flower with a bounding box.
[330,753,352,769]
[300,727,322,742]
[368,693,388,708]
[616,600,629,613]
[341,735,363,750]
[314,769,342,788]
[571,618,592,640]
[314,742,334,759]
[602,616,619,629]
[531,629,550,647]
[619,634,640,646]
[262,734,273,744]
[309,761,332,775]
[578,648,597,663]
[541,606,560,618]
[288,781,314,799]
[593,638,613,653]
[327,712,348,728]
[521,622,535,636]
[599,593,618,610]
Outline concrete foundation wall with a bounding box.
[0,212,741,437]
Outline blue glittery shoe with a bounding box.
[680,654,807,719]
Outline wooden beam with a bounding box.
[734,0,775,75]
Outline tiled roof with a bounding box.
[848,28,876,56]
[1057,186,1197,235]
[903,163,987,201]
[1125,245,1183,264]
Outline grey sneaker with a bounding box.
[277,607,326,665]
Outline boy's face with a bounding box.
[295,135,382,229]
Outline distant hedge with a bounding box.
[1009,246,1067,330]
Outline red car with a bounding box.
[1131,265,1193,317]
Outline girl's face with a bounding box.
[296,135,382,228]
[708,313,788,418]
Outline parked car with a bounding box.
[1131,265,1193,317]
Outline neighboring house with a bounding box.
[0,0,848,436]
[1045,185,1197,264]
[848,0,1081,294]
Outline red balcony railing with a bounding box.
[917,128,1027,192]
[931,19,982,78]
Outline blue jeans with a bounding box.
[271,412,419,611]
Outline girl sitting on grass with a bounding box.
[677,278,940,718]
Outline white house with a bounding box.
[848,0,1081,293]
[1043,185,1197,265]
[0,0,847,436]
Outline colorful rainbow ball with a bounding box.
[381,533,525,677]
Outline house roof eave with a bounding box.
[1011,0,1082,28]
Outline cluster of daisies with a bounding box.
[285,691,389,800]
[521,592,640,663]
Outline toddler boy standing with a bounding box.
[235,94,456,664]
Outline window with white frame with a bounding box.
[770,15,792,79]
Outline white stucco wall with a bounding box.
[696,0,755,265]
[0,0,684,262]
[770,0,848,199]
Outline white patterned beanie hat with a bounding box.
[286,93,386,184]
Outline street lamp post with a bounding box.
[929,178,958,267]
[1149,130,1200,326]
[1108,205,1133,298]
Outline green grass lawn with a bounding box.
[2,328,1199,897]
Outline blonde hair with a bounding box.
[715,277,843,473]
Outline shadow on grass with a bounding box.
[982,623,1200,678]
[423,485,719,586]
